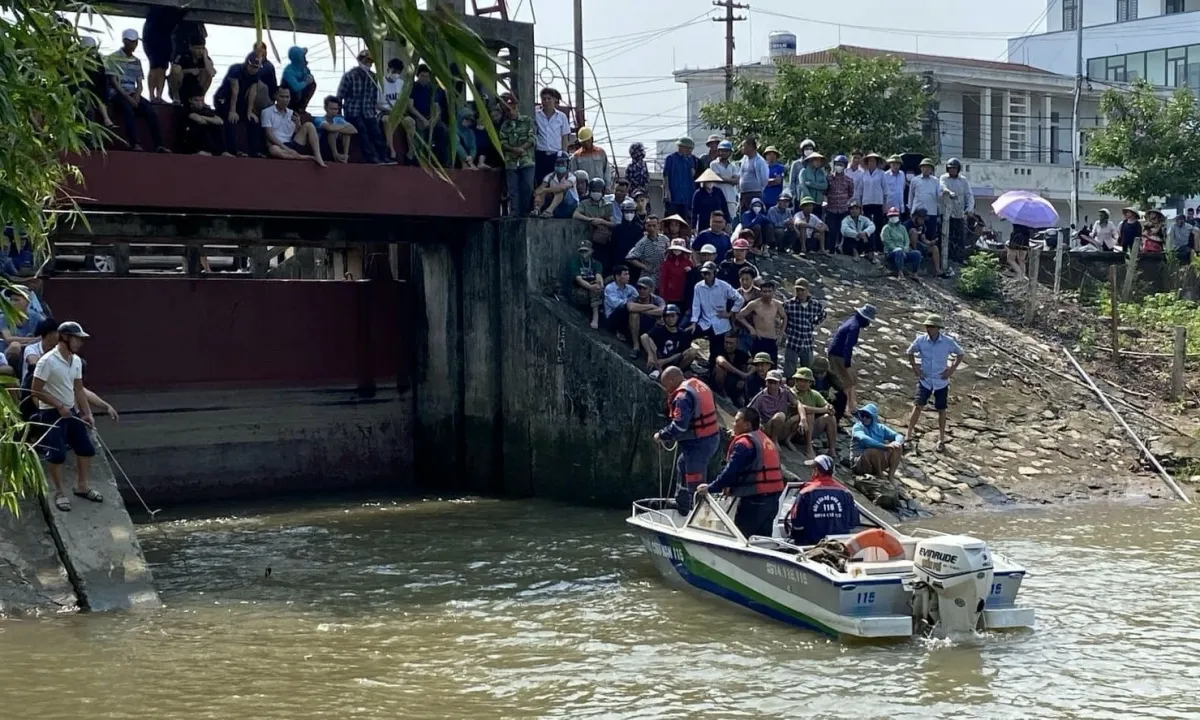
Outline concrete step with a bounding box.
[0,497,78,616]
[39,433,161,612]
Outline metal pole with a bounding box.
[1061,0,1083,297]
[573,0,585,128]
[712,0,747,137]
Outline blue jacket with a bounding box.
[658,389,695,442]
[740,208,773,230]
[663,152,699,205]
[706,438,755,495]
[788,477,859,545]
[827,313,866,365]
[762,162,786,206]
[693,229,732,264]
[851,403,903,453]
[281,46,313,94]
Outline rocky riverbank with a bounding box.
[755,248,1197,515]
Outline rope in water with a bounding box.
[657,439,679,499]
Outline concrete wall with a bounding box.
[100,386,413,505]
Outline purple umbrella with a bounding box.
[992,190,1059,227]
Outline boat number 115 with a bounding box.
[855,591,876,604]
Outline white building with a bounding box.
[1008,0,1200,91]
[672,44,1123,231]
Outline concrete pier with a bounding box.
[39,437,161,612]
[0,498,77,616]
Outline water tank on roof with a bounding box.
[769,31,797,59]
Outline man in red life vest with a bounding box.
[653,366,721,512]
[786,454,859,545]
[696,406,785,538]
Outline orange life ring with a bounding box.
[843,528,906,561]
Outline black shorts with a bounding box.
[284,140,311,155]
[914,383,948,411]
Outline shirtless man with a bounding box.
[736,275,786,366]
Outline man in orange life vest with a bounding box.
[696,406,786,538]
[653,366,721,512]
[786,454,859,545]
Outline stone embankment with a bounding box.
[756,250,1182,514]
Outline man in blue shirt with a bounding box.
[851,403,904,482]
[787,454,859,545]
[826,304,875,414]
[693,213,732,264]
[761,146,786,208]
[904,314,964,452]
[662,137,699,224]
[1,288,43,370]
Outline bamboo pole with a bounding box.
[1063,348,1191,503]
[1172,326,1187,401]
[1121,239,1141,302]
[1108,264,1119,364]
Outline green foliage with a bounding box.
[1106,292,1200,354]
[0,1,107,514]
[956,253,1002,299]
[698,51,931,157]
[1085,79,1200,208]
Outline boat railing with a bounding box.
[630,498,686,530]
[685,493,749,546]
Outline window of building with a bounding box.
[1126,53,1146,82]
[1166,0,1186,14]
[1147,49,1167,86]
[1105,56,1127,82]
[1089,43,1200,90]
[1116,0,1137,21]
[1063,0,1078,29]
[1168,46,1188,87]
[1087,57,1104,80]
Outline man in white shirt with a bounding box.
[847,151,866,204]
[1090,208,1120,251]
[882,155,907,218]
[859,153,887,258]
[840,201,876,258]
[534,87,571,183]
[907,158,941,242]
[690,261,744,346]
[261,86,326,167]
[737,137,771,213]
[709,140,742,219]
[31,322,98,511]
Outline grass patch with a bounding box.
[1101,288,1200,354]
[956,252,1002,299]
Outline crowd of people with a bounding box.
[1073,206,1197,266]
[1,282,117,513]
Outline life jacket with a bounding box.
[787,475,859,545]
[724,430,784,497]
[669,378,719,441]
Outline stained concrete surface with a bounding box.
[95,386,413,505]
[0,497,78,616]
[40,440,160,612]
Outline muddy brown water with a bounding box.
[1,497,1198,719]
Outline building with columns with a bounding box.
[671,44,1124,233]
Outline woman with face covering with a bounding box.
[691,168,731,233]
[281,46,317,112]
[625,142,650,199]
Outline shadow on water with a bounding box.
[3,495,1200,719]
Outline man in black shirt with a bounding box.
[178,79,226,155]
[1119,207,1142,253]
[213,54,266,157]
[718,238,758,287]
[712,331,752,406]
[168,31,213,103]
[641,305,698,375]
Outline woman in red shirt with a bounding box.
[658,238,695,308]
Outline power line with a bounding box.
[748,7,1042,39]
[587,11,713,65]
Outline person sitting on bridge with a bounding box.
[178,77,227,156]
[261,86,326,167]
[2,288,43,371]
[786,454,859,546]
[696,406,785,538]
[532,151,577,218]
[654,367,721,513]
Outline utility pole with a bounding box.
[573,0,586,128]
[713,0,748,136]
[1059,0,1083,297]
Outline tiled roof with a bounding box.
[777,44,1061,76]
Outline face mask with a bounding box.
[554,165,567,176]
[834,166,845,174]
[752,206,763,214]
[702,182,714,191]
[623,212,635,221]
[889,217,900,224]
[802,149,812,158]
[387,72,399,82]
[590,192,603,201]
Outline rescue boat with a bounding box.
[627,485,1036,640]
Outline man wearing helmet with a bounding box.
[940,158,974,262]
[30,322,99,512]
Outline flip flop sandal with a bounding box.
[934,441,946,453]
[73,488,103,503]
[54,495,71,512]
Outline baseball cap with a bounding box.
[766,369,785,382]
[700,261,718,273]
[121,28,139,42]
[699,244,718,254]
[636,276,656,288]
[732,238,751,250]
[664,304,680,315]
[668,238,688,251]
[805,454,835,473]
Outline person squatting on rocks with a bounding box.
[904,314,965,453]
[696,406,785,538]
[654,367,721,513]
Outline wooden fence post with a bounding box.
[1025,245,1041,325]
[1122,239,1141,302]
[1109,264,1120,364]
[1172,326,1187,401]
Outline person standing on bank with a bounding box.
[30,322,99,512]
[654,367,721,513]
[904,314,964,453]
[827,304,875,415]
[696,407,785,538]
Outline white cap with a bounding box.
[700,244,718,254]
[121,28,139,42]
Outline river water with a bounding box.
[2,497,1199,719]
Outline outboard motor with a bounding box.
[910,535,993,635]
